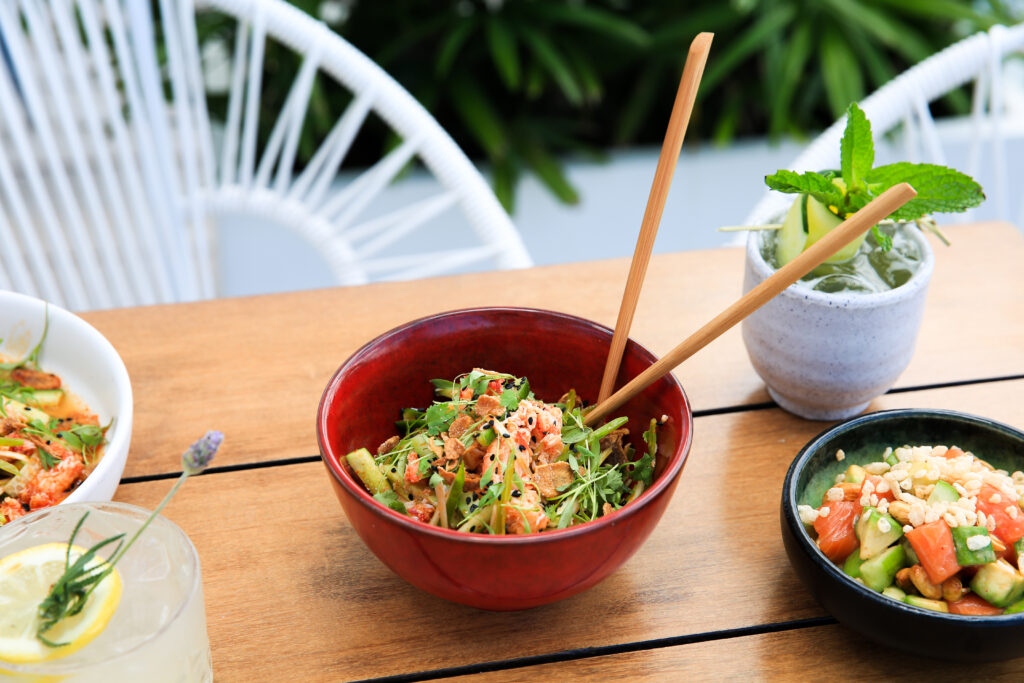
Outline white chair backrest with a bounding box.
[745,24,1024,227]
[0,0,531,310]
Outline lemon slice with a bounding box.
[0,543,121,664]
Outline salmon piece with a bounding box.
[0,498,26,522]
[10,368,61,390]
[24,453,84,510]
[534,462,573,499]
[536,434,563,463]
[504,487,549,534]
[407,503,434,524]
[405,452,426,484]
[20,433,76,463]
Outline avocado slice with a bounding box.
[882,585,907,603]
[857,507,903,560]
[860,544,906,592]
[844,464,866,485]
[905,595,950,613]
[952,526,997,566]
[927,480,960,505]
[843,550,866,578]
[970,559,1024,607]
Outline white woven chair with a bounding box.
[0,0,531,310]
[745,23,1024,227]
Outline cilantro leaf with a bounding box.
[38,446,59,470]
[499,388,520,412]
[600,468,624,497]
[373,490,408,514]
[764,170,844,208]
[865,162,985,221]
[428,471,443,488]
[632,419,657,487]
[840,102,873,189]
[424,403,457,436]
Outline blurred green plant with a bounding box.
[197,0,1019,212]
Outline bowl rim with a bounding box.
[783,407,1024,622]
[0,291,133,502]
[317,306,693,545]
[745,221,935,308]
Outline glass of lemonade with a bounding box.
[0,502,212,682]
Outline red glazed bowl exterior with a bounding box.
[317,307,693,610]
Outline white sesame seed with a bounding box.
[990,493,1003,504]
[877,517,892,533]
[1008,505,1019,520]
[836,449,846,462]
[826,487,844,502]
[903,524,913,533]
[819,506,831,518]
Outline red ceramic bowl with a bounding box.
[317,307,693,610]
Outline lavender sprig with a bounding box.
[36,431,223,646]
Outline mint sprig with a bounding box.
[765,102,985,250]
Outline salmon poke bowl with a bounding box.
[0,292,133,524]
[782,409,1024,661]
[317,307,693,610]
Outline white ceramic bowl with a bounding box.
[742,227,934,420]
[0,292,132,503]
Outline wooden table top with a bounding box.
[82,221,1024,681]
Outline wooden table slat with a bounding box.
[83,222,1024,478]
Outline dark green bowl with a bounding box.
[781,409,1024,662]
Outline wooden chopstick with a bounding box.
[597,32,714,404]
[584,183,918,425]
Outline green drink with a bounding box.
[760,221,924,293]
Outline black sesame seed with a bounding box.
[407,494,414,501]
[391,467,397,473]
[470,504,478,511]
[46,440,51,445]
[528,417,534,425]
[511,490,522,498]
[518,445,526,452]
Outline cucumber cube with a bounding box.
[843,550,866,578]
[952,526,996,566]
[844,465,866,485]
[860,544,906,592]
[927,480,960,505]
[882,586,907,603]
[970,559,1024,607]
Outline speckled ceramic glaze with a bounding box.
[317,307,693,610]
[782,409,1024,661]
[742,228,934,420]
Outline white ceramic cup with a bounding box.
[741,227,934,420]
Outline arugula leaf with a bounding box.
[866,162,985,220]
[499,388,520,412]
[840,102,873,189]
[764,169,844,207]
[373,490,408,514]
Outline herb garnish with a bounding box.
[34,431,223,647]
[765,102,985,250]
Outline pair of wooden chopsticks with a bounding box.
[587,33,916,426]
